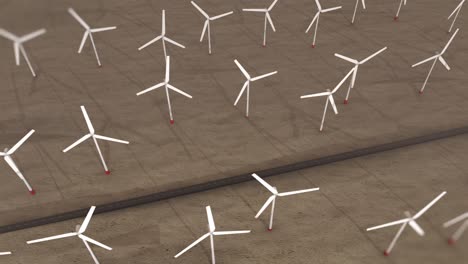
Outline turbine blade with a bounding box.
[210,11,234,20]
[191,1,209,19]
[329,95,338,114]
[0,28,18,41]
[200,21,208,42]
[213,230,251,235]
[94,135,129,144]
[79,206,96,234]
[449,1,464,19]
[321,6,342,13]
[174,233,210,258]
[305,13,319,33]
[413,191,447,219]
[206,206,216,232]
[19,29,46,42]
[234,81,249,106]
[68,8,90,29]
[255,195,275,218]
[251,173,278,194]
[411,55,439,67]
[136,82,165,96]
[360,47,387,64]
[242,9,268,12]
[162,10,166,35]
[442,28,459,54]
[138,35,162,50]
[90,27,117,33]
[300,91,331,99]
[167,84,193,98]
[81,106,95,134]
[266,12,276,32]
[361,0,366,9]
[408,220,425,236]
[79,235,112,250]
[278,188,320,196]
[234,59,251,79]
[63,134,92,152]
[366,219,409,231]
[0,252,12,256]
[164,37,186,48]
[7,130,35,155]
[78,31,89,53]
[331,68,355,93]
[14,43,20,66]
[27,233,78,244]
[268,0,279,11]
[251,71,277,81]
[444,212,468,228]
[315,0,322,10]
[334,53,358,64]
[438,56,451,70]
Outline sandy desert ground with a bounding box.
[0,0,466,235]
[1,133,468,263]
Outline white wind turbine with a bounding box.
[367,191,446,256]
[63,106,129,175]
[306,0,342,48]
[27,206,112,264]
[0,252,12,256]
[191,1,233,54]
[0,28,46,77]
[411,28,459,94]
[137,56,192,124]
[174,206,250,264]
[443,212,468,245]
[233,59,278,117]
[68,8,116,67]
[334,47,387,104]
[252,173,319,231]
[243,0,279,47]
[138,10,185,60]
[448,0,465,33]
[1,130,36,195]
[351,0,366,24]
[394,0,407,21]
[300,68,354,131]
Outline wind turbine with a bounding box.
[63,106,129,175]
[0,130,36,195]
[138,10,185,60]
[306,0,342,48]
[412,28,459,94]
[0,252,12,256]
[252,173,319,231]
[366,191,446,256]
[233,59,278,118]
[68,8,116,67]
[27,206,112,264]
[334,47,388,104]
[174,206,250,264]
[394,0,407,21]
[191,1,233,54]
[300,68,354,131]
[243,0,279,47]
[0,28,46,77]
[136,56,192,124]
[443,212,468,245]
[448,0,465,33]
[351,0,366,24]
